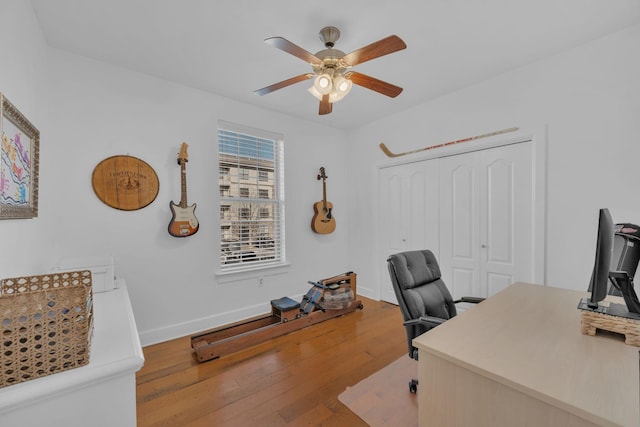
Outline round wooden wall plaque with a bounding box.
[92,155,159,211]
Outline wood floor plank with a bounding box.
[136,296,405,426]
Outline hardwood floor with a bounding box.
[136,297,407,426]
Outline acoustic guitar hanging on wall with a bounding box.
[168,142,199,237]
[311,166,336,234]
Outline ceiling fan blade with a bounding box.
[319,94,332,115]
[254,73,314,96]
[347,72,403,98]
[265,37,323,65]
[341,35,406,67]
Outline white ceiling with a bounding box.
[30,0,640,130]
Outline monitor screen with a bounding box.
[587,208,614,309]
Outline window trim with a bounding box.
[216,120,286,275]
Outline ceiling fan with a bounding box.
[255,26,407,115]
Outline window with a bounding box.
[218,121,285,272]
[220,205,230,219]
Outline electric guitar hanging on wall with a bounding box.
[168,142,199,237]
[311,167,336,234]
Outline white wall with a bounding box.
[1,1,351,345]
[0,0,49,273]
[348,23,640,295]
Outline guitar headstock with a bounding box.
[177,142,189,165]
[317,166,327,181]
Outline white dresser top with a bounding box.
[0,279,144,413]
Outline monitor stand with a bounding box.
[577,272,640,345]
[577,298,640,320]
[608,271,640,315]
[577,271,640,321]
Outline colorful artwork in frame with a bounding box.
[0,93,39,219]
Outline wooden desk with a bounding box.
[413,283,640,427]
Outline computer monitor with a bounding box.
[587,208,614,309]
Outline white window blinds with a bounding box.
[218,122,285,272]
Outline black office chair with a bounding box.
[387,249,483,393]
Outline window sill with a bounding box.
[215,262,291,284]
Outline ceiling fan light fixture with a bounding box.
[333,75,352,97]
[309,74,352,103]
[308,85,323,100]
[313,74,333,95]
[328,90,341,103]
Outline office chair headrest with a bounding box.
[388,250,441,290]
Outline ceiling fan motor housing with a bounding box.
[314,27,347,76]
[319,26,340,48]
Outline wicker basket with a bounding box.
[0,270,93,388]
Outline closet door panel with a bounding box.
[452,164,476,260]
[386,173,405,253]
[480,143,534,296]
[440,152,481,299]
[407,165,439,251]
[452,267,475,298]
[487,272,514,296]
[407,170,427,250]
[485,159,513,264]
[378,161,439,304]
[379,169,406,304]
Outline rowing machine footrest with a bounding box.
[271,296,301,322]
[270,296,300,312]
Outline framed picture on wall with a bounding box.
[0,93,40,219]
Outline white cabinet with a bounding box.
[0,280,144,427]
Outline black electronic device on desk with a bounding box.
[578,208,640,322]
[577,209,640,346]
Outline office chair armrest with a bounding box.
[404,316,446,329]
[454,296,485,304]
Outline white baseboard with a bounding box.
[355,285,376,300]
[139,296,296,347]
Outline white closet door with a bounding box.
[405,162,439,251]
[379,166,404,304]
[439,152,481,299]
[379,161,439,304]
[378,140,537,304]
[480,143,534,296]
[439,142,534,299]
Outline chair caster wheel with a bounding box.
[409,379,418,393]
